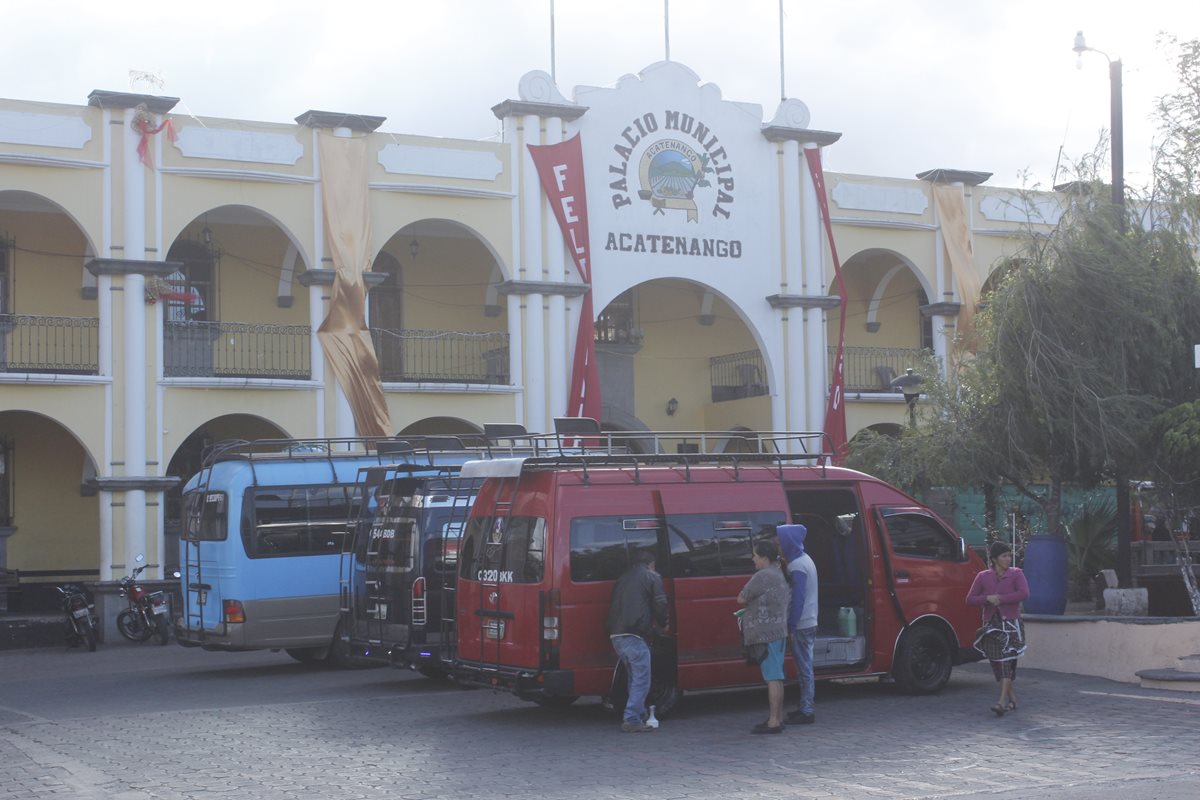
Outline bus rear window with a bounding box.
[182,491,228,541]
[458,515,546,584]
[242,485,355,559]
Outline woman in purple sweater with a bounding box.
[966,541,1030,716]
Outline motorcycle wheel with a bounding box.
[154,614,170,645]
[116,609,149,642]
[79,618,98,652]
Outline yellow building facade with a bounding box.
[0,62,1061,601]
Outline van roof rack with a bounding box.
[458,423,836,480]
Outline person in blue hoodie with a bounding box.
[778,523,819,725]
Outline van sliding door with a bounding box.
[658,483,788,690]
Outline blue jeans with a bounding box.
[611,634,651,725]
[790,626,817,715]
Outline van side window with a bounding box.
[459,515,546,583]
[667,512,785,577]
[569,517,663,582]
[242,485,354,559]
[882,512,958,560]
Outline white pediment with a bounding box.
[378,144,503,181]
[832,181,929,215]
[0,110,92,149]
[174,127,304,165]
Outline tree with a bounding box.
[849,40,1200,602]
[1147,401,1200,614]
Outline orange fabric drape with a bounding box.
[931,182,982,335]
[315,132,392,438]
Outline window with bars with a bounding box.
[595,288,642,345]
[164,239,216,322]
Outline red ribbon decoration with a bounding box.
[134,116,177,169]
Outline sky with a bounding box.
[3,1,1198,190]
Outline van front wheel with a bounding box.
[893,627,953,695]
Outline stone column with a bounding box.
[86,90,180,579]
[761,107,841,448]
[493,76,587,432]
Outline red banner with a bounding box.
[528,134,602,424]
[804,148,848,463]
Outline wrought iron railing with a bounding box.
[832,346,928,392]
[0,314,99,375]
[371,329,509,384]
[710,350,768,402]
[164,321,311,379]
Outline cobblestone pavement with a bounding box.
[2,644,1199,799]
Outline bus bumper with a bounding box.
[452,660,575,700]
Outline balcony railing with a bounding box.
[832,346,928,393]
[164,321,311,379]
[371,329,509,384]
[710,350,768,402]
[0,314,99,375]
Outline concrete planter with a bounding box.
[1022,614,1200,684]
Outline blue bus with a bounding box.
[175,438,476,665]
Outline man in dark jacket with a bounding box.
[607,550,668,732]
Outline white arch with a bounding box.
[376,218,511,281]
[166,204,312,274]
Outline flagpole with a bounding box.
[550,0,557,83]
[665,0,670,61]
[779,0,786,101]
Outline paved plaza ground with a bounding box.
[1,642,1198,799]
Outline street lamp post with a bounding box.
[1074,31,1132,586]
[1073,31,1125,218]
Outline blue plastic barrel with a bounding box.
[1021,534,1068,615]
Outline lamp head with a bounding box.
[666,397,679,416]
[1073,30,1087,54]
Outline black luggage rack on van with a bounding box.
[180,430,537,646]
[467,420,838,481]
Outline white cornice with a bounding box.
[0,152,106,169]
[0,374,110,386]
[368,182,514,200]
[156,166,316,184]
[160,377,319,389]
[828,215,937,232]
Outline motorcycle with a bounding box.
[116,555,172,645]
[57,583,98,652]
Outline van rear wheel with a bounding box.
[286,647,328,664]
[893,626,953,695]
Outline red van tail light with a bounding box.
[543,588,561,643]
[223,599,245,624]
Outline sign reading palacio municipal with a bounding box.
[570,62,777,288]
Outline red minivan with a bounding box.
[452,438,984,710]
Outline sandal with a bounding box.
[990,704,1007,716]
[1005,701,1017,712]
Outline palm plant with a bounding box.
[1064,496,1117,602]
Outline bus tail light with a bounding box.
[412,577,427,627]
[223,599,245,624]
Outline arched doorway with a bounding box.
[398,417,485,446]
[595,279,771,435]
[163,414,290,572]
[0,411,100,610]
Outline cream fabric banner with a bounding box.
[316,132,392,438]
[931,182,982,335]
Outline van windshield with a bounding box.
[458,515,546,584]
